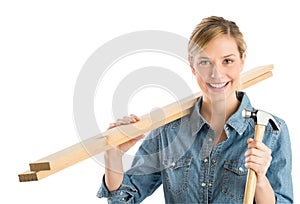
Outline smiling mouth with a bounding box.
[208,82,229,89]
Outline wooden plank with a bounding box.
[240,71,273,90]
[19,137,112,181]
[239,64,273,87]
[18,64,274,182]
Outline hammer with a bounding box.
[242,109,280,204]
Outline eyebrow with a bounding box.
[197,54,237,60]
[197,56,210,60]
[223,54,237,58]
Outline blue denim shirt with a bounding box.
[97,92,293,203]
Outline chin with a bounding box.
[208,90,237,104]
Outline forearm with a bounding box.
[254,176,276,204]
[104,150,124,192]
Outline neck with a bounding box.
[201,93,240,131]
[201,93,240,144]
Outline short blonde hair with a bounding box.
[188,16,247,60]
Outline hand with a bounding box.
[104,114,144,191]
[106,114,145,156]
[244,138,272,183]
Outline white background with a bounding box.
[1,0,299,203]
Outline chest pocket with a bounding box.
[222,160,248,202]
[163,157,192,196]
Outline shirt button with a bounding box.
[171,162,176,167]
[120,191,124,195]
[203,158,208,163]
[239,167,244,172]
[208,183,212,187]
[201,182,206,187]
[212,159,216,163]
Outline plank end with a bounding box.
[30,161,50,171]
[18,171,38,182]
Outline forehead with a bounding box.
[196,35,239,59]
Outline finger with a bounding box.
[245,148,264,158]
[247,138,259,149]
[116,118,129,125]
[130,114,140,121]
[121,115,140,123]
[129,114,140,123]
[245,160,270,175]
[108,114,141,130]
[122,116,134,124]
[109,119,128,128]
[118,134,145,152]
[245,150,272,171]
[108,122,117,129]
[245,161,261,171]
[247,138,260,148]
[247,139,272,153]
[247,138,254,143]
[245,147,272,163]
[245,154,265,165]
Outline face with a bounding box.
[189,35,245,103]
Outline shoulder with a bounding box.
[149,115,191,141]
[268,115,290,143]
[146,113,192,144]
[272,114,287,128]
[269,114,289,137]
[164,114,190,129]
[260,113,291,152]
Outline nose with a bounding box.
[210,64,223,79]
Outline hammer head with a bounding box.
[242,109,280,131]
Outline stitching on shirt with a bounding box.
[163,157,192,196]
[222,160,247,201]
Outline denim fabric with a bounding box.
[97,92,293,203]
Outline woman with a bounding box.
[97,16,293,203]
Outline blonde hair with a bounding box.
[188,16,247,60]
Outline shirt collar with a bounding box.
[226,92,253,135]
[190,96,208,136]
[189,91,253,136]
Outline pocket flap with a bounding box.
[163,157,192,169]
[224,160,247,175]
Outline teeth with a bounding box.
[209,82,227,88]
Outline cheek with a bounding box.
[231,70,241,80]
[194,72,208,88]
[193,67,211,80]
[227,64,243,80]
[232,67,243,80]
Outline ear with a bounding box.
[240,52,247,72]
[188,55,196,75]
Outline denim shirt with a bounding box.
[97,92,293,203]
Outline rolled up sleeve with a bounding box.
[97,128,163,203]
[97,174,138,203]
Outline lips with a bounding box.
[208,82,229,89]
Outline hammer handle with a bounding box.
[243,124,266,204]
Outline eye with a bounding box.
[199,60,212,66]
[223,58,234,64]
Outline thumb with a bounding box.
[119,135,145,153]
